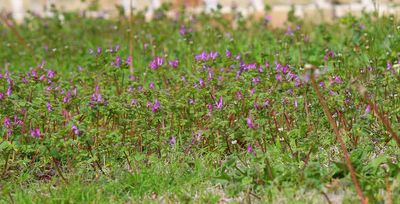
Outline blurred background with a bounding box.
[0,0,399,26]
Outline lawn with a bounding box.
[0,5,399,203]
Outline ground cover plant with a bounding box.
[0,4,399,203]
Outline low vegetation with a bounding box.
[0,5,399,203]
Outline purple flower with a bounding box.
[46,102,53,112]
[330,76,342,85]
[169,60,179,68]
[90,86,104,106]
[281,64,289,74]
[6,86,11,97]
[235,54,241,61]
[30,128,41,138]
[246,117,257,129]
[179,25,190,36]
[126,56,132,65]
[225,49,232,58]
[365,105,371,114]
[286,26,294,36]
[263,99,270,108]
[265,15,272,23]
[131,99,138,106]
[179,25,186,35]
[149,82,155,89]
[236,91,243,100]
[319,81,325,88]
[275,62,282,72]
[115,45,120,52]
[387,61,395,74]
[148,99,161,113]
[207,103,213,115]
[169,136,176,145]
[28,69,37,80]
[112,56,122,67]
[235,70,241,79]
[6,129,12,137]
[127,86,133,93]
[252,77,260,85]
[0,92,4,100]
[199,79,205,87]
[4,117,11,128]
[265,62,270,69]
[286,71,297,81]
[254,102,261,110]
[63,91,72,103]
[78,66,84,72]
[39,60,46,69]
[4,71,9,79]
[247,144,254,154]
[191,131,202,144]
[324,50,335,61]
[276,73,282,82]
[195,51,209,61]
[215,96,223,110]
[181,76,186,82]
[258,65,263,73]
[149,57,164,70]
[91,93,103,102]
[97,47,102,54]
[300,73,311,83]
[207,71,213,81]
[248,63,257,70]
[72,125,80,136]
[47,70,55,79]
[209,51,218,60]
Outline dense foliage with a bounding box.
[0,6,399,203]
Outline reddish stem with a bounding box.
[310,73,367,204]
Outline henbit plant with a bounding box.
[0,5,399,203]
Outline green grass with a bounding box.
[0,4,399,203]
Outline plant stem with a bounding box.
[357,86,400,147]
[310,73,367,204]
[386,176,392,204]
[52,157,68,183]
[123,151,133,172]
[86,141,106,176]
[2,150,10,177]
